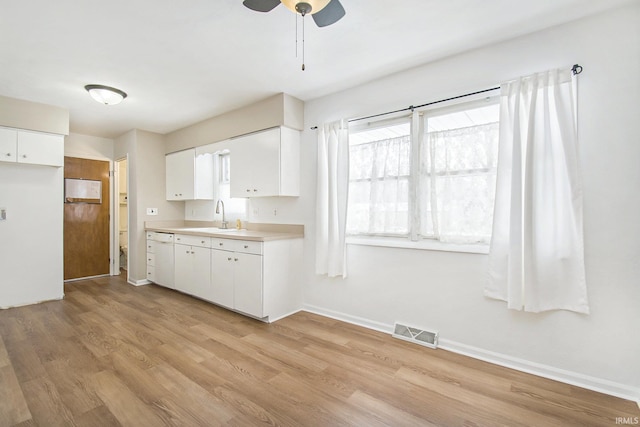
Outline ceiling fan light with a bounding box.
[85,84,127,105]
[281,0,330,14]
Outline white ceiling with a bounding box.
[0,0,632,138]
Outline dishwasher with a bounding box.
[146,232,175,288]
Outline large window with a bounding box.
[346,99,499,246]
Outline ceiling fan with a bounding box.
[243,0,346,27]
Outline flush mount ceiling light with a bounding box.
[84,84,128,105]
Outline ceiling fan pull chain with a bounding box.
[302,13,306,71]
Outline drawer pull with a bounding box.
[244,245,249,249]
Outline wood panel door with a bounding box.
[64,157,110,280]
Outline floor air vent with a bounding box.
[392,323,438,349]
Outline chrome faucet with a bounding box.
[215,199,228,229]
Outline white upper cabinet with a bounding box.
[230,127,300,198]
[166,149,214,200]
[0,128,17,162]
[0,128,63,167]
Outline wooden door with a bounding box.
[64,157,110,280]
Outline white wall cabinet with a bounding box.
[174,234,211,298]
[165,149,214,200]
[0,127,63,167]
[146,232,175,288]
[230,127,300,197]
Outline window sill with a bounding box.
[346,236,489,254]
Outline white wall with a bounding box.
[253,4,640,400]
[115,130,183,283]
[0,97,67,308]
[0,163,64,307]
[65,132,114,160]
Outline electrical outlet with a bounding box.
[147,208,158,215]
[252,207,259,216]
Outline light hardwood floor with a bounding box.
[0,274,637,426]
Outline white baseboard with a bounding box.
[303,304,394,334]
[128,278,151,286]
[302,304,640,403]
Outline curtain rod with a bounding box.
[311,64,583,130]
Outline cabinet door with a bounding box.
[190,246,211,298]
[233,253,263,317]
[154,241,175,289]
[250,128,281,196]
[166,150,195,200]
[17,131,63,167]
[230,128,280,197]
[210,249,235,308]
[174,244,193,293]
[0,128,17,163]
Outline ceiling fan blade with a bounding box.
[312,0,345,27]
[243,0,280,12]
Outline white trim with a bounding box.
[64,274,110,283]
[128,279,151,287]
[439,339,640,403]
[301,305,640,403]
[346,236,489,254]
[303,304,393,334]
[268,308,303,323]
[0,295,64,310]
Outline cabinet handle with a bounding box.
[219,242,223,246]
[246,189,250,193]
[201,240,205,244]
[185,250,189,253]
[234,258,238,262]
[191,251,195,254]
[227,257,232,261]
[5,153,10,157]
[243,245,248,249]
[253,189,257,192]
[22,154,27,158]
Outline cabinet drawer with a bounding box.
[234,240,263,255]
[151,232,174,243]
[147,265,156,281]
[175,234,211,248]
[211,238,234,251]
[146,253,156,266]
[211,238,263,254]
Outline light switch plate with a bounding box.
[147,208,158,215]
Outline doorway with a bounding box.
[63,156,111,280]
[115,158,128,277]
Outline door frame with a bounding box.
[112,155,129,280]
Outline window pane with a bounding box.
[347,121,410,236]
[420,103,499,244]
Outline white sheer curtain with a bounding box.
[485,68,589,314]
[421,122,499,243]
[347,134,411,236]
[316,120,349,278]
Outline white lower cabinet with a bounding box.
[174,234,211,298]
[211,239,263,317]
[147,229,302,322]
